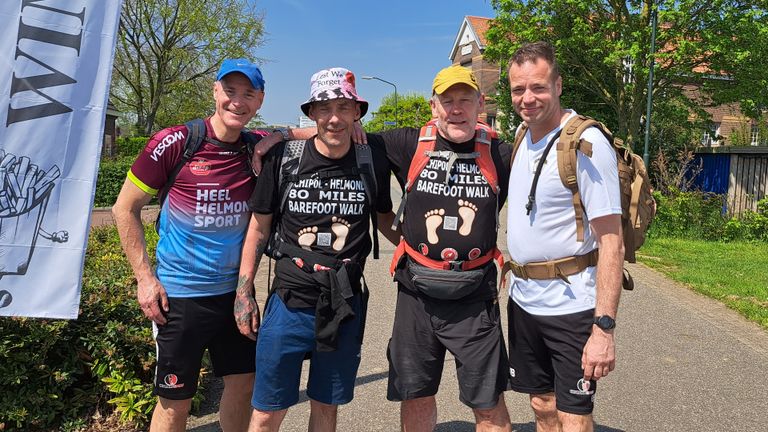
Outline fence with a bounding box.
[694,146,768,215]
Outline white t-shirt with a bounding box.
[506,111,621,316]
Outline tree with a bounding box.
[485,0,768,156]
[365,93,432,132]
[111,0,265,135]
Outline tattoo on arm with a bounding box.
[236,275,250,296]
[254,239,267,269]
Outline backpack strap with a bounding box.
[355,143,380,259]
[277,140,307,212]
[556,115,599,242]
[240,130,260,177]
[474,123,500,195]
[408,123,438,191]
[154,118,206,232]
[473,122,500,228]
[391,123,437,230]
[157,118,205,207]
[511,122,529,167]
[266,139,307,261]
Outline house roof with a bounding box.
[449,16,492,60]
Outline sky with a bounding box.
[253,0,497,126]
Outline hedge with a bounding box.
[0,226,158,430]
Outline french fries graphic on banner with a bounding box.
[0,150,68,286]
[0,0,122,318]
[0,150,60,217]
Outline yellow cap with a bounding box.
[432,65,479,94]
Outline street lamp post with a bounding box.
[362,75,398,127]
[643,3,658,167]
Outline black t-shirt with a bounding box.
[248,138,392,307]
[368,128,513,300]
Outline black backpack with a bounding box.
[268,139,380,259]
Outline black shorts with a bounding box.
[387,286,511,409]
[507,300,596,414]
[153,291,256,400]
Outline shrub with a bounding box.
[649,192,768,243]
[0,226,159,430]
[723,198,768,242]
[94,156,133,207]
[649,189,727,240]
[94,137,150,207]
[116,137,149,159]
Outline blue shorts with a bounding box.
[251,293,363,411]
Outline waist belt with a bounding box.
[501,249,599,284]
[390,239,504,275]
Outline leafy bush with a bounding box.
[649,189,727,240]
[650,192,768,242]
[94,156,134,207]
[93,136,149,208]
[0,226,158,430]
[116,137,149,159]
[723,199,768,242]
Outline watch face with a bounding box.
[596,315,616,330]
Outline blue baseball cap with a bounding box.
[216,58,265,90]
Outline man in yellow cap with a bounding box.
[368,65,513,431]
[248,65,513,431]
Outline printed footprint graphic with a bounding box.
[457,199,478,236]
[331,216,351,251]
[424,209,445,244]
[297,226,318,250]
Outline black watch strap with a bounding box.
[593,315,616,330]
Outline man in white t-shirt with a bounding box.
[505,41,624,432]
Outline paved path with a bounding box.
[97,181,768,431]
[181,206,768,431]
[90,206,159,227]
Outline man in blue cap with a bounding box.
[112,58,313,431]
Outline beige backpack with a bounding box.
[512,115,656,289]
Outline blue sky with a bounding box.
[253,0,496,126]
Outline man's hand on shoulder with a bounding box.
[352,121,368,145]
[250,130,285,175]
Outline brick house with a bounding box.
[102,100,119,158]
[683,85,767,147]
[448,16,501,130]
[449,16,766,146]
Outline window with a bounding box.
[622,57,634,85]
[751,124,761,146]
[701,123,720,146]
[487,115,496,130]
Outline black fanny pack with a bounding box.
[407,260,486,300]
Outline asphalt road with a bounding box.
[185,185,768,431]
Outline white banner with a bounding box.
[0,0,122,318]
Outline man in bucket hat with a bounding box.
[112,58,313,431]
[367,65,514,432]
[235,67,398,431]
[249,65,514,431]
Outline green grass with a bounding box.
[636,237,768,329]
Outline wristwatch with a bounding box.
[273,127,291,141]
[593,315,616,330]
